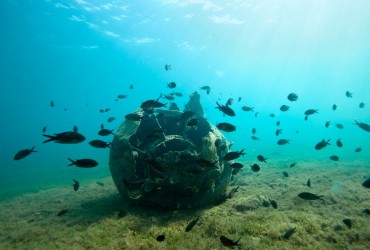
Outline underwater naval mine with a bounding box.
[109,91,234,209]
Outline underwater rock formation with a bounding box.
[109,92,232,209]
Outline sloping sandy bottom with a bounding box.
[1,161,369,250]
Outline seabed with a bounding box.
[1,160,369,250]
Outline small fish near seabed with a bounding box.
[282,227,296,240]
[282,171,289,177]
[307,178,311,187]
[228,186,239,199]
[43,132,86,144]
[230,162,244,169]
[257,155,267,163]
[362,178,370,188]
[315,139,330,150]
[269,199,278,209]
[125,113,144,121]
[57,209,68,216]
[72,179,79,191]
[14,146,37,160]
[250,163,260,172]
[185,216,200,232]
[298,192,323,200]
[220,235,241,248]
[156,234,165,242]
[329,155,339,161]
[342,218,352,229]
[68,158,98,168]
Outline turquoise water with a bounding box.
[1,0,370,200]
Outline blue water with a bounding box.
[1,0,370,199]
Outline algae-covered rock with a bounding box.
[109,92,232,209]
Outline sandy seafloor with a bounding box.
[1,160,369,250]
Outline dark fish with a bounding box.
[276,129,283,136]
[255,112,259,117]
[14,146,37,160]
[42,126,47,133]
[277,139,290,145]
[117,94,127,99]
[141,97,167,111]
[282,171,289,177]
[165,64,171,71]
[125,113,143,121]
[304,109,318,116]
[156,234,165,242]
[363,208,370,215]
[315,139,330,150]
[241,106,254,112]
[251,136,260,141]
[167,82,176,88]
[282,227,296,240]
[269,199,277,209]
[298,192,323,200]
[290,163,296,168]
[287,93,298,102]
[238,97,241,102]
[257,155,267,163]
[219,236,241,248]
[325,121,330,128]
[57,209,68,216]
[195,159,217,168]
[354,120,370,132]
[224,149,245,161]
[178,111,196,121]
[96,182,104,187]
[232,168,241,176]
[276,121,280,126]
[228,186,239,198]
[171,92,183,97]
[307,178,311,187]
[227,98,234,106]
[362,178,370,188]
[343,219,352,229]
[230,163,244,169]
[359,102,365,108]
[345,91,352,98]
[280,105,290,112]
[104,108,110,112]
[270,113,275,118]
[100,123,104,129]
[64,108,67,112]
[68,158,98,168]
[161,93,175,100]
[200,85,211,94]
[336,139,343,148]
[335,123,344,129]
[117,209,127,218]
[72,179,79,191]
[216,102,235,116]
[50,100,55,107]
[130,84,133,90]
[250,163,260,172]
[169,102,180,111]
[89,140,111,149]
[332,104,337,111]
[185,216,200,232]
[72,125,78,133]
[187,118,199,127]
[329,155,339,161]
[355,147,362,152]
[99,109,104,113]
[43,132,86,144]
[217,122,236,132]
[252,128,256,135]
[98,129,114,136]
[107,117,116,123]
